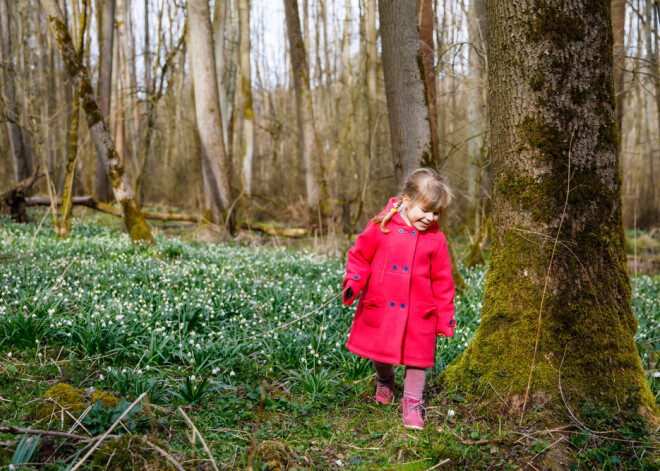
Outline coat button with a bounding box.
[449,319,455,326]
[404,266,409,271]
[401,303,405,308]
[411,231,417,235]
[390,302,395,307]
[392,265,397,270]
[354,275,359,279]
[398,228,403,233]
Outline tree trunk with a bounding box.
[379,0,434,185]
[117,0,140,173]
[442,0,658,421]
[612,0,626,136]
[418,0,438,165]
[465,0,488,267]
[40,0,154,244]
[95,0,114,202]
[187,0,236,233]
[238,0,255,201]
[59,0,89,238]
[284,0,327,220]
[0,0,31,182]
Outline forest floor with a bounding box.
[0,212,658,470]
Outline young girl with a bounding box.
[343,168,455,430]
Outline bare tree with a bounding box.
[95,0,115,202]
[418,0,439,164]
[379,0,435,185]
[187,0,235,232]
[284,0,327,221]
[238,0,255,201]
[40,0,154,243]
[0,0,31,182]
[59,0,90,238]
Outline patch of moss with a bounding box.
[33,383,123,426]
[91,389,120,409]
[530,71,546,91]
[517,116,570,162]
[526,3,585,45]
[34,383,87,424]
[570,86,588,106]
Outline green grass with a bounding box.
[0,217,658,470]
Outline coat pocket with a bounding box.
[361,295,384,328]
[416,302,438,336]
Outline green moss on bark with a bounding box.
[122,199,155,244]
[517,116,570,161]
[526,4,585,44]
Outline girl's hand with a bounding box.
[344,287,354,302]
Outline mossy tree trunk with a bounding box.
[442,0,658,420]
[40,0,154,244]
[58,0,88,239]
[238,0,254,207]
[379,0,435,185]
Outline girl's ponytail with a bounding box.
[372,200,401,233]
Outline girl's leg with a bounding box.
[372,361,395,404]
[402,367,427,430]
[403,367,426,401]
[372,360,394,381]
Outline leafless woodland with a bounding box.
[1,0,659,234]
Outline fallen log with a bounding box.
[25,196,201,223]
[240,220,308,238]
[23,196,308,237]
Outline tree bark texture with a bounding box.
[95,0,114,202]
[379,0,434,186]
[40,0,154,244]
[611,0,626,136]
[284,0,326,216]
[417,0,438,165]
[59,0,88,238]
[1,0,31,182]
[187,0,235,232]
[442,0,657,419]
[238,0,255,199]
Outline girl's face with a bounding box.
[401,197,439,231]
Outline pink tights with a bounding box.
[372,361,427,401]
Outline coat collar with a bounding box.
[379,197,439,232]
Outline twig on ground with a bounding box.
[426,459,451,470]
[143,437,185,471]
[0,426,97,441]
[226,290,345,344]
[178,407,219,471]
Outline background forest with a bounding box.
[2,0,658,237]
[1,1,659,470]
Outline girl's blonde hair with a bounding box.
[373,168,453,233]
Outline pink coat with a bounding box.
[343,197,455,368]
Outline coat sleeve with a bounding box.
[431,233,456,337]
[343,220,379,305]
